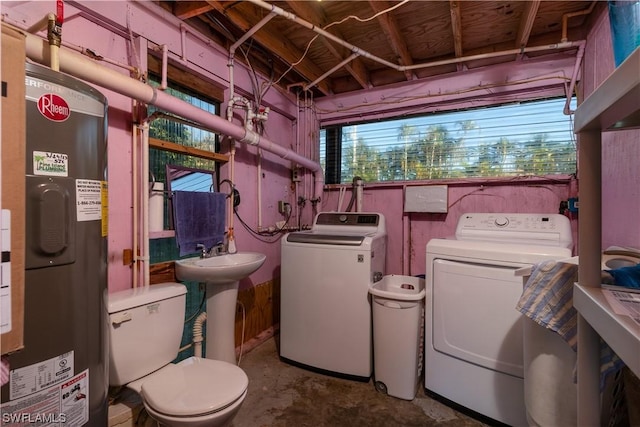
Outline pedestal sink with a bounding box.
[175,252,266,364]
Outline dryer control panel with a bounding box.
[455,213,573,248]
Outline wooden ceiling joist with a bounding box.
[205,1,332,96]
[449,0,464,71]
[285,0,371,90]
[173,1,215,20]
[368,0,415,81]
[516,1,541,50]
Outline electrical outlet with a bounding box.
[278,200,286,214]
[291,168,301,182]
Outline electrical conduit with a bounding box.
[23,30,325,202]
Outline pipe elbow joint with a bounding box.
[240,129,260,145]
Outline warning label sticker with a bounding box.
[1,369,89,427]
[8,351,74,400]
[76,179,102,222]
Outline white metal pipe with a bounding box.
[132,124,139,289]
[257,149,263,230]
[295,94,301,224]
[564,41,585,115]
[227,9,275,239]
[355,178,363,212]
[27,13,55,34]
[230,12,276,56]
[304,53,359,91]
[247,0,584,78]
[141,122,150,287]
[562,1,597,43]
[50,44,60,71]
[24,30,325,201]
[402,41,583,71]
[247,0,399,70]
[160,44,168,90]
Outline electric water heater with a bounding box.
[1,62,108,426]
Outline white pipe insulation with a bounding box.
[22,29,325,202]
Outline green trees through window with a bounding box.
[321,97,577,184]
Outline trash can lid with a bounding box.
[369,275,425,301]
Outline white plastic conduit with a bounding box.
[23,30,325,201]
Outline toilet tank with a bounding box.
[107,283,188,386]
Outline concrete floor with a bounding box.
[231,335,490,427]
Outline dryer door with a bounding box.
[432,259,525,378]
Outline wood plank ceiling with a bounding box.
[157,1,597,99]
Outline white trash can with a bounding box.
[369,274,425,400]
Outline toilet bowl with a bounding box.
[130,357,248,427]
[107,283,248,427]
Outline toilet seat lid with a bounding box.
[141,357,248,417]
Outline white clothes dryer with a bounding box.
[280,212,386,380]
[425,213,573,427]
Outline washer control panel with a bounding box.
[311,212,386,236]
[316,212,380,227]
[455,213,573,247]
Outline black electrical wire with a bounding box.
[234,204,292,243]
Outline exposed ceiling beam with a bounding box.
[205,1,332,95]
[172,1,215,20]
[448,0,464,71]
[285,0,371,90]
[516,1,541,49]
[368,0,415,81]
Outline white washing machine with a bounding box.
[425,213,573,427]
[280,212,386,380]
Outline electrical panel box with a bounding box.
[404,185,448,213]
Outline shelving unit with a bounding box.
[573,47,640,426]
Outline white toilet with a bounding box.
[108,282,248,427]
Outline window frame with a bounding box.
[320,96,577,185]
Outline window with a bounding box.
[145,75,221,364]
[147,74,220,262]
[320,97,576,184]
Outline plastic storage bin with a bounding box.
[608,0,640,66]
[369,274,426,400]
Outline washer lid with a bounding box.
[141,357,248,417]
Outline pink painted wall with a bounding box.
[581,3,640,250]
[2,1,302,292]
[321,181,577,276]
[5,1,636,295]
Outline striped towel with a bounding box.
[516,260,624,390]
[1,356,9,386]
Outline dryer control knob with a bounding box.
[494,217,509,227]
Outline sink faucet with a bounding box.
[210,242,226,257]
[196,242,226,258]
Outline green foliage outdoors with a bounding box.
[339,120,576,183]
